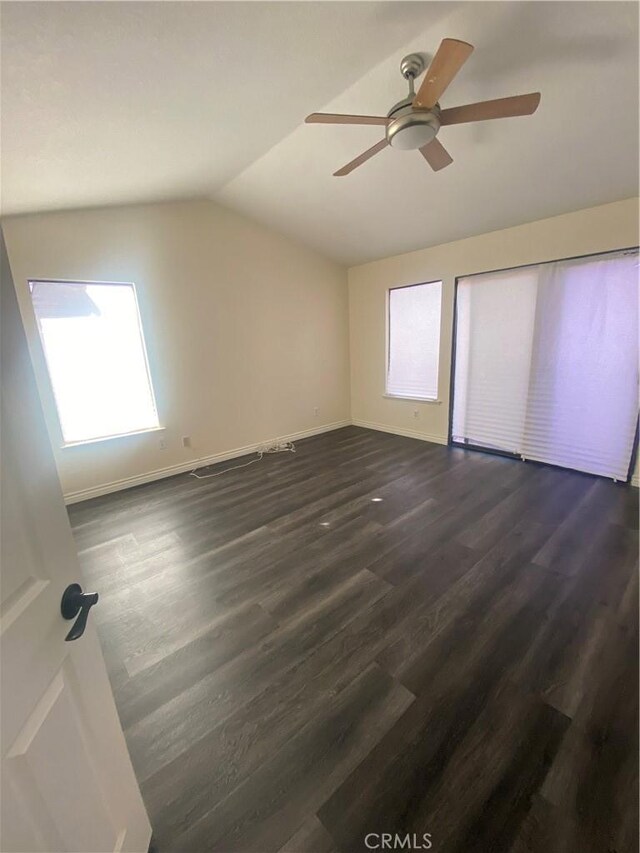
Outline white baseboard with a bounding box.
[64,420,352,505]
[632,474,639,488]
[351,419,448,446]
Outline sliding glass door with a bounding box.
[451,249,639,480]
[452,266,538,456]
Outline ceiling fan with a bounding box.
[305,38,541,176]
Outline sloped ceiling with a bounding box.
[2,1,638,265]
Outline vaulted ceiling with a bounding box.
[2,1,638,265]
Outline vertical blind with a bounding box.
[387,281,442,400]
[452,250,639,480]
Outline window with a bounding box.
[386,281,442,401]
[451,249,639,480]
[30,280,159,445]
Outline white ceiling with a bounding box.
[2,1,638,265]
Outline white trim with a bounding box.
[631,473,639,488]
[383,394,442,404]
[63,420,352,504]
[62,425,165,449]
[351,419,448,446]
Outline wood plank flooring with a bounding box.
[68,427,639,853]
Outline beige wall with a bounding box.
[2,199,350,500]
[349,198,639,479]
[3,195,637,501]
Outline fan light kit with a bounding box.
[305,38,541,176]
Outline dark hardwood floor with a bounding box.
[68,427,639,853]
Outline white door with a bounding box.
[0,232,152,853]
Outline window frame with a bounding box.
[385,279,443,403]
[447,245,640,481]
[29,278,162,447]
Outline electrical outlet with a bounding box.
[314,407,319,417]
[413,409,419,419]
[159,437,167,450]
[182,436,191,448]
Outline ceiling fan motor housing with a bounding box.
[386,97,441,150]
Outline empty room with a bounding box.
[1,2,638,852]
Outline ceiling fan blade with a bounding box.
[419,137,453,171]
[440,92,541,125]
[306,113,389,126]
[334,139,389,177]
[413,38,474,109]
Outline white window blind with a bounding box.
[520,254,639,479]
[452,250,639,480]
[452,267,538,454]
[31,281,159,444]
[387,281,442,400]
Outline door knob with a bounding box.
[60,583,99,642]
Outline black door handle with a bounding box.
[61,583,99,642]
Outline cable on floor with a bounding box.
[189,441,295,479]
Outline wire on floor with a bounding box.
[189,441,295,479]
